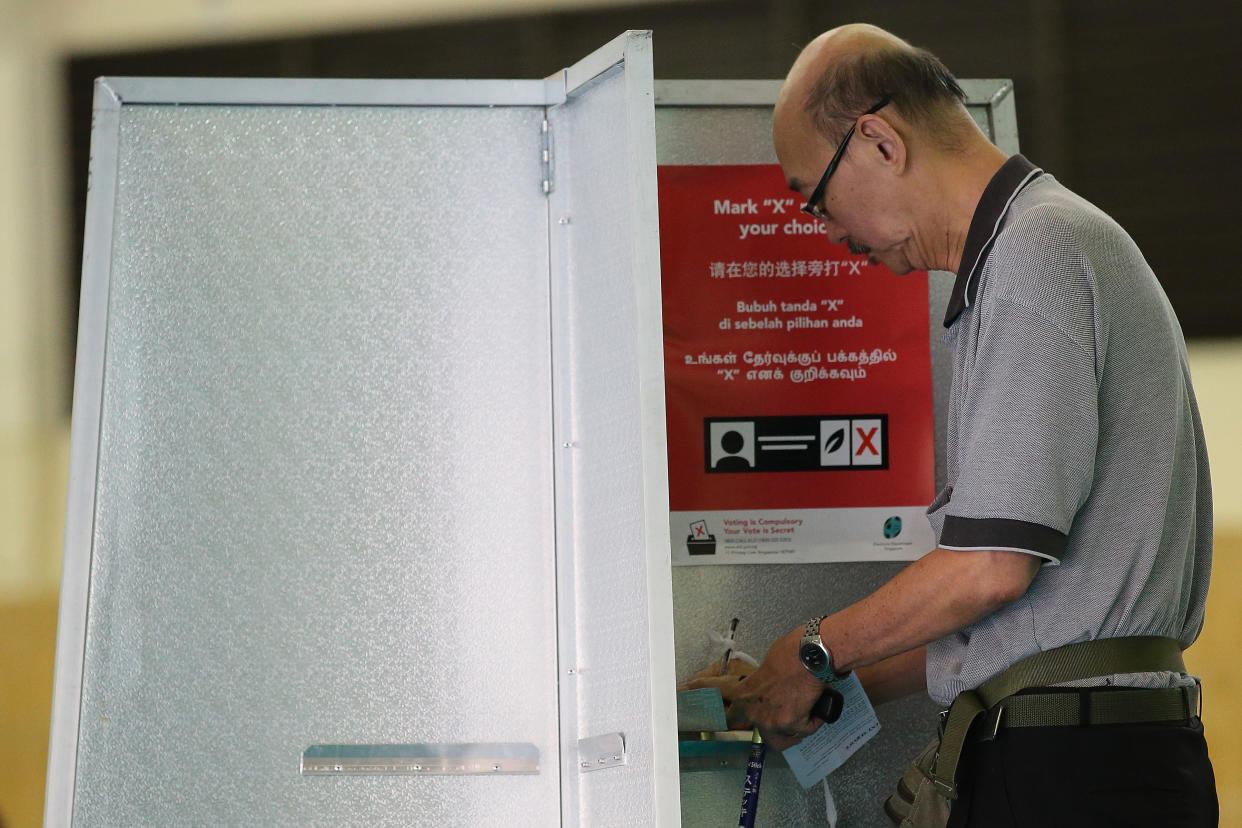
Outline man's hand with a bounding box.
[682,625,829,750]
[727,625,830,749]
[680,655,753,690]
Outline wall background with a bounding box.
[2,1,1238,825]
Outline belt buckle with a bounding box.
[979,704,1005,742]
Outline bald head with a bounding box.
[778,25,908,114]
[775,24,973,157]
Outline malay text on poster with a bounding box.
[659,164,935,564]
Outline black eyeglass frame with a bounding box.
[801,95,891,220]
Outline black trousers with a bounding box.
[946,717,1218,827]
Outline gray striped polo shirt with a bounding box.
[924,155,1213,705]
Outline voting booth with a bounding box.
[46,31,1019,826]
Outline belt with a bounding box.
[930,636,1188,800]
[972,684,1201,742]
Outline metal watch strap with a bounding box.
[800,615,839,681]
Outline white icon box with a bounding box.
[818,419,851,466]
[851,418,884,466]
[709,420,755,469]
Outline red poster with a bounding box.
[660,164,936,564]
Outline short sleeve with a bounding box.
[941,295,1099,564]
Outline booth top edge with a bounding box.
[92,70,1011,111]
[655,78,1013,108]
[94,31,663,111]
[93,76,568,110]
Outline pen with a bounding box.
[738,727,766,828]
[720,617,740,675]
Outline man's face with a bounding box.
[773,109,916,275]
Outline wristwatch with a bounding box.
[799,616,847,682]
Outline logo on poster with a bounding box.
[883,516,903,539]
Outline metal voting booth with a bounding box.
[47,31,1019,827]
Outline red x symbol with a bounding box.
[694,524,707,537]
[855,427,879,456]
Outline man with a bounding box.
[691,23,1217,826]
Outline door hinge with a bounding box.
[577,732,625,773]
[541,118,554,194]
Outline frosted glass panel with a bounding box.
[75,103,560,827]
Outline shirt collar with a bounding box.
[942,154,1044,327]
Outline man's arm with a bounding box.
[725,546,1040,748]
[854,646,927,706]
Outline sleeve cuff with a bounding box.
[939,515,1066,564]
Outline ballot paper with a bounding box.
[781,672,880,788]
[675,687,729,732]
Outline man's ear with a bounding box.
[859,116,906,174]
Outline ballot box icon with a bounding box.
[686,519,716,555]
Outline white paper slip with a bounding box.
[676,687,729,732]
[781,672,880,788]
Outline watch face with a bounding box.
[799,643,828,672]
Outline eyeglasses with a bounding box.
[801,95,891,221]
